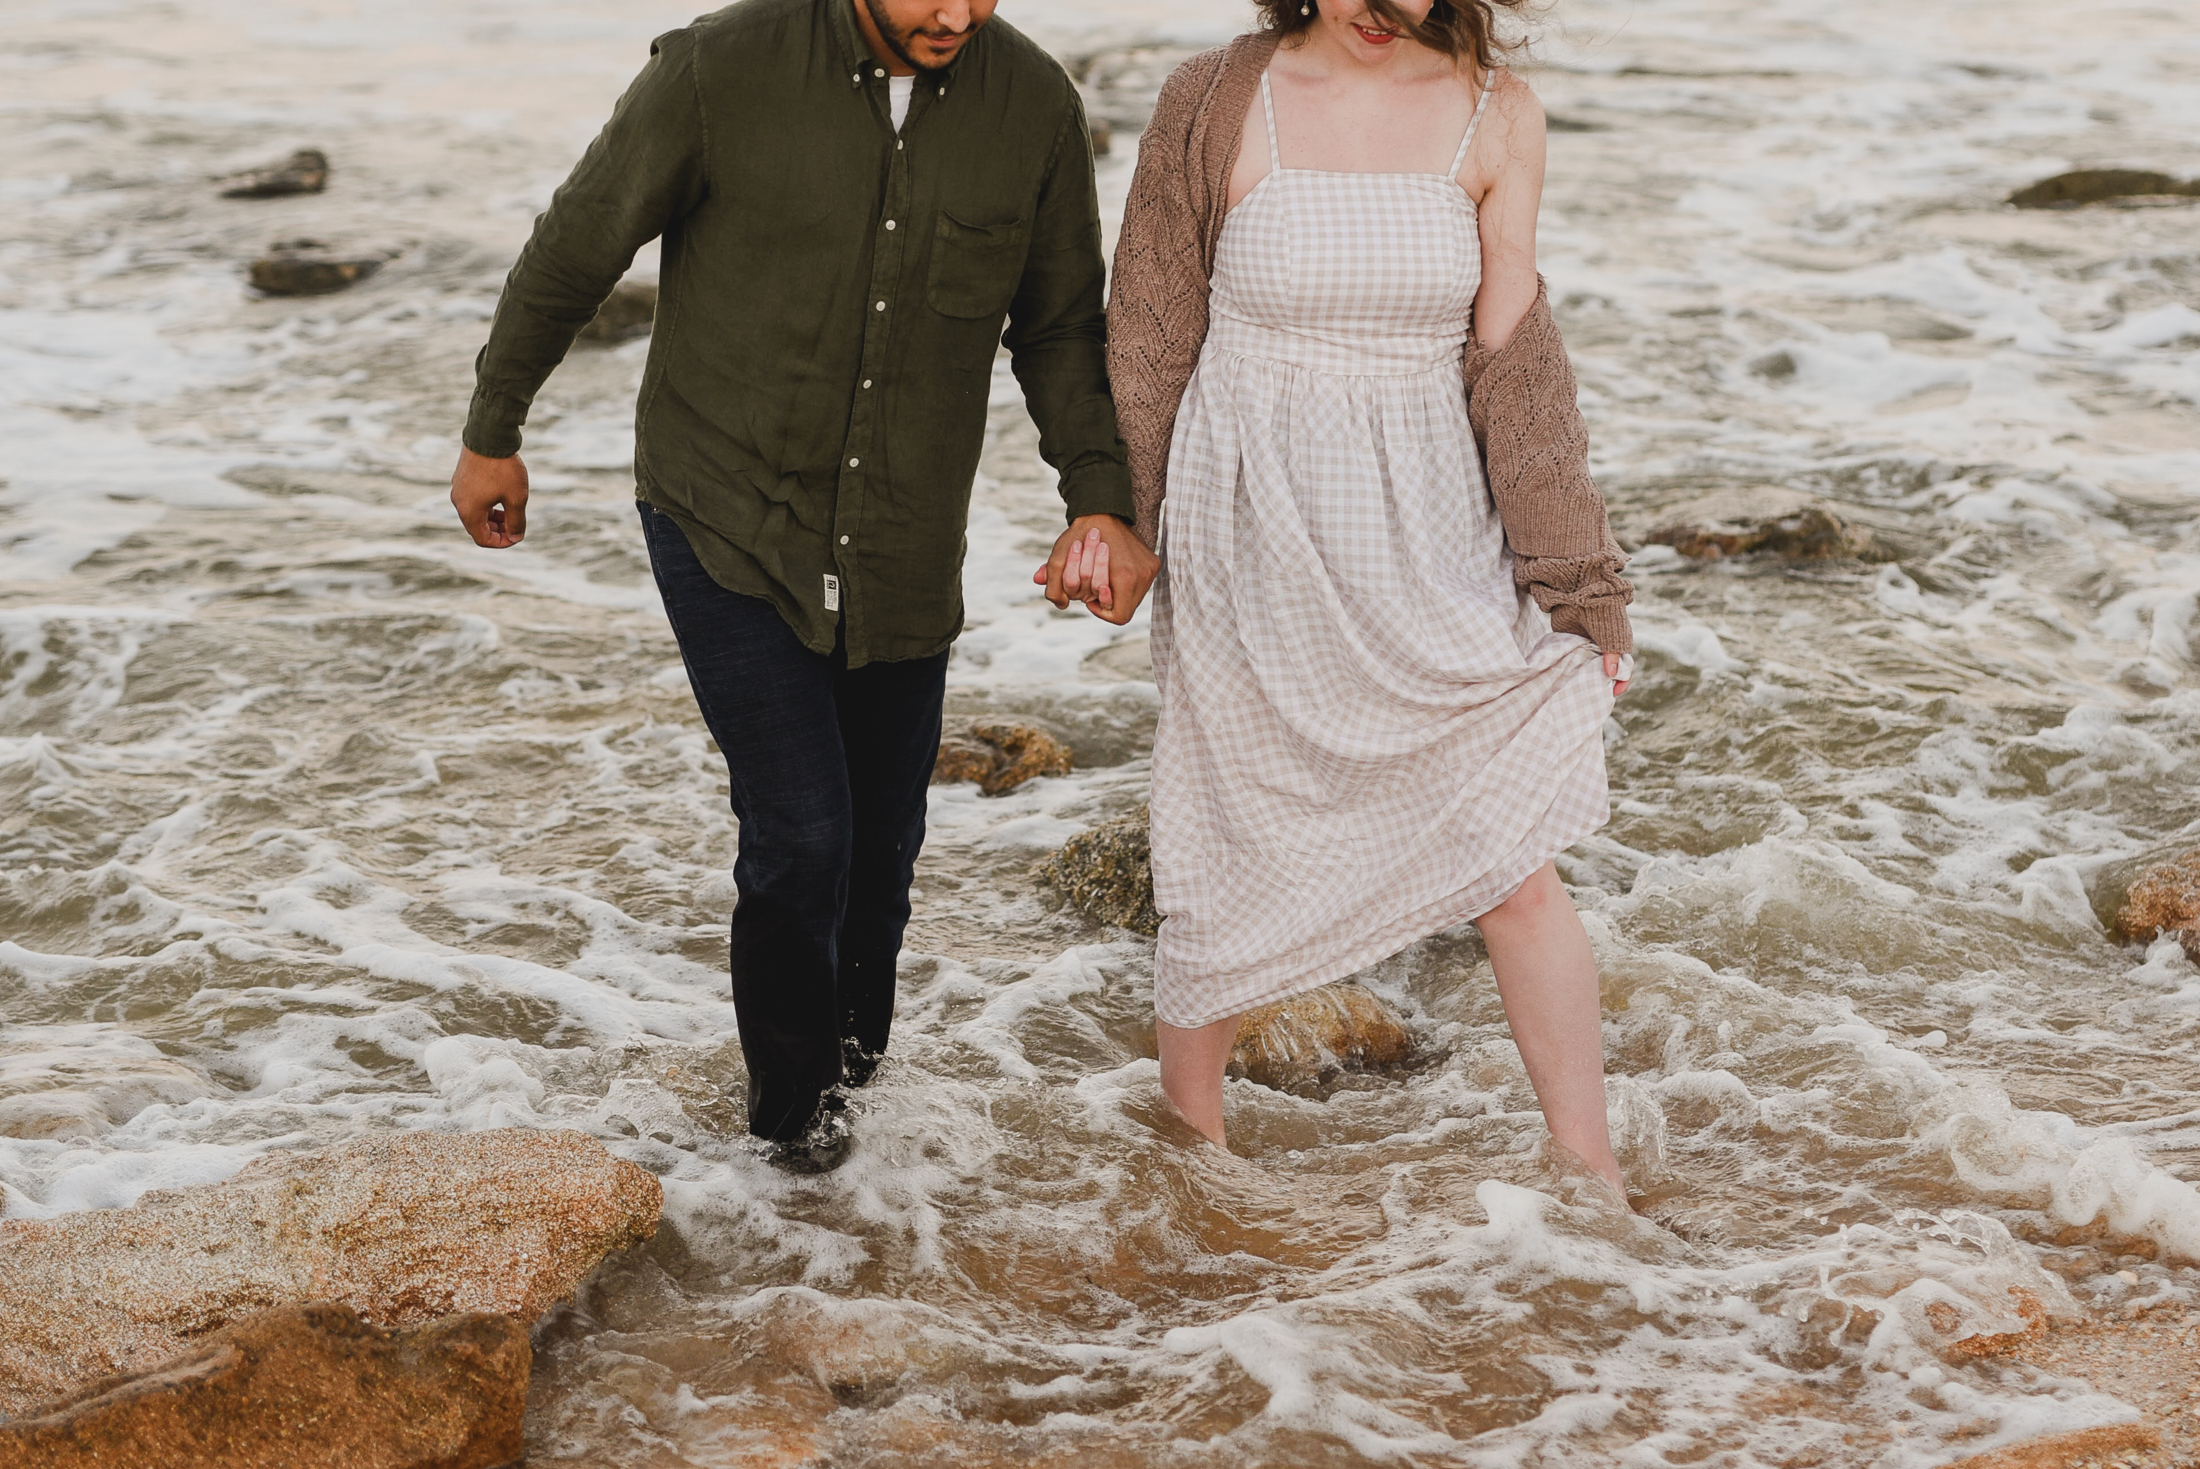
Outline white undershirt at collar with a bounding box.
[889,73,914,131]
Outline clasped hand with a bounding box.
[1033,515,1159,626]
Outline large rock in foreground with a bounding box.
[0,1128,660,1414]
[2115,850,2200,961]
[0,1304,526,1469]
[1042,808,1159,935]
[1230,983,1414,1095]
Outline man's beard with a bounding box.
[862,0,972,73]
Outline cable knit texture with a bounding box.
[1107,33,1633,655]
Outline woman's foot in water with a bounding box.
[1475,863,1627,1199]
[1156,1012,1243,1145]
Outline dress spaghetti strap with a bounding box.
[1259,71,1284,172]
[1447,71,1498,178]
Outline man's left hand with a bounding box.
[1033,514,1158,626]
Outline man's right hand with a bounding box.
[451,446,529,548]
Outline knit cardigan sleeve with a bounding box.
[1107,37,1271,549]
[1462,278,1635,655]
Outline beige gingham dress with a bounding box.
[1148,72,1619,1029]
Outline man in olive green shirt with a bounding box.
[450,0,1155,1171]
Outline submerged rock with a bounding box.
[2114,850,2200,960]
[219,148,330,199]
[1940,1422,2158,1469]
[1646,488,1874,561]
[578,280,658,343]
[249,239,390,296]
[1929,1287,2049,1362]
[0,1128,660,1413]
[2008,168,2199,209]
[1042,808,1158,935]
[931,721,1071,796]
[1229,983,1414,1095]
[0,1304,527,1469]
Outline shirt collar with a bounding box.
[827,0,970,99]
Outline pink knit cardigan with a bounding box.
[1106,32,1634,655]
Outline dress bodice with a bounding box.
[1204,71,1491,377]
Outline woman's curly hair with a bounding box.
[1252,0,1529,73]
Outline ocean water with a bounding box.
[4,0,2199,1463]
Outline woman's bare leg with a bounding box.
[1156,1014,1241,1144]
[1475,862,1626,1195]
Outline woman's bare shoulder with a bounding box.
[1482,67,1547,141]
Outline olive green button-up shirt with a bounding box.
[463,0,1133,666]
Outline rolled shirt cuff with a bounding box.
[1058,461,1137,526]
[462,390,529,459]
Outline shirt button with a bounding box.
[849,457,860,468]
[875,301,886,311]
[862,379,873,389]
[897,139,904,150]
[884,219,896,231]
[874,68,886,78]
[840,535,851,545]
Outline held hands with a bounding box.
[450,446,529,548]
[1604,652,1630,698]
[1034,514,1159,626]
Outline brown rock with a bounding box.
[220,148,330,199]
[2009,169,2199,209]
[1991,1301,2200,1468]
[929,721,1071,796]
[579,280,658,343]
[933,736,1002,786]
[1088,115,1113,157]
[0,1128,660,1413]
[1941,1423,2160,1469]
[1646,489,1872,561]
[1230,983,1414,1094]
[0,1303,526,1469]
[249,239,390,296]
[2114,850,2200,961]
[1042,808,1158,935]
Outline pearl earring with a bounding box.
[1300,1,1311,12]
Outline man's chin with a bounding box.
[911,37,969,67]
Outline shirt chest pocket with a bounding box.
[926,211,1029,320]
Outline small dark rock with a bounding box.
[1042,808,1158,936]
[1646,489,1873,561]
[2008,169,2199,209]
[249,240,390,296]
[931,721,1071,796]
[1749,349,1799,382]
[220,148,330,199]
[1089,116,1113,157]
[578,280,658,343]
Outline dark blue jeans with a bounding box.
[639,503,948,1141]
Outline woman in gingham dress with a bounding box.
[1094,0,1635,1194]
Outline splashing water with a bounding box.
[3,0,2198,1463]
